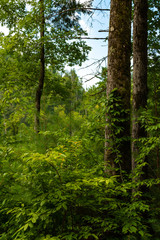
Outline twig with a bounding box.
[59,8,110,15]
[74,37,108,40]
[80,57,107,71]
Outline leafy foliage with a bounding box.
[0,1,160,239]
[0,143,154,240]
[0,69,159,239]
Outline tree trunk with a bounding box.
[104,0,131,176]
[35,0,45,133]
[132,0,148,175]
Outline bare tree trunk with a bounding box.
[35,0,45,133]
[132,0,148,175]
[105,0,131,176]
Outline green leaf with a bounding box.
[130,226,137,233]
[139,230,144,237]
[24,223,29,231]
[32,213,38,223]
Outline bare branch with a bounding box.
[47,7,110,19]
[80,56,107,71]
[59,7,110,14]
[98,29,109,32]
[74,37,108,40]
[85,74,99,82]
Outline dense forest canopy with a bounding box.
[0,0,160,239]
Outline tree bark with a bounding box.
[35,0,45,133]
[105,0,131,176]
[132,0,148,174]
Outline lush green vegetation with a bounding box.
[0,0,160,239]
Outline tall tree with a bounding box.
[132,0,148,175]
[148,0,160,176]
[104,0,131,175]
[35,0,45,133]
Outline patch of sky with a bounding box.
[66,0,110,89]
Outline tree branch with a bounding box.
[74,37,108,40]
[47,7,110,19]
[59,7,110,14]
